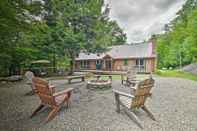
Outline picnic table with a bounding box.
[66,75,85,84]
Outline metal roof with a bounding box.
[75,42,156,60]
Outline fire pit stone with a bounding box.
[87,79,112,89]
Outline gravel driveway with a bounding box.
[0,76,197,131]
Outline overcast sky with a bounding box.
[105,0,186,43]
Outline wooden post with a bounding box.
[121,74,124,84]
[111,58,113,71]
[179,50,182,69]
[109,75,112,81]
[96,75,101,81]
[82,76,85,82]
[114,93,120,113]
[68,79,71,84]
[103,60,105,70]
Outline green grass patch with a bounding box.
[48,74,152,81]
[156,70,197,81]
[99,74,150,81]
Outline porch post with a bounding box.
[103,60,105,70]
[111,58,113,71]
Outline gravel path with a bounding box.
[0,76,197,131]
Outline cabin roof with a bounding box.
[75,42,156,60]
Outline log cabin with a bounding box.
[75,41,156,73]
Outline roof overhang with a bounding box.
[102,54,113,59]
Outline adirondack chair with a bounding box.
[31,77,73,123]
[113,78,156,128]
[123,67,138,86]
[24,71,36,94]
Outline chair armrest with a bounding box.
[127,78,139,82]
[128,79,140,82]
[113,89,134,99]
[53,88,73,97]
[49,85,56,94]
[127,76,137,78]
[130,86,137,90]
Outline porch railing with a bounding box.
[134,65,146,73]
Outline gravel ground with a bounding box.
[0,76,197,131]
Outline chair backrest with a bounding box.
[25,71,34,82]
[25,71,35,89]
[131,78,154,108]
[32,77,56,106]
[127,67,136,81]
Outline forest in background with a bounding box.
[156,0,197,69]
[1,0,197,76]
[0,0,126,76]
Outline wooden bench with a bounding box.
[66,75,85,84]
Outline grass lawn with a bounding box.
[156,70,197,81]
[99,74,150,81]
[47,74,152,81]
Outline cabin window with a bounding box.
[136,59,144,66]
[135,59,146,72]
[96,60,102,65]
[124,59,128,65]
[80,60,89,69]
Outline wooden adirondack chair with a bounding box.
[113,78,156,128]
[123,67,138,86]
[25,71,36,94]
[30,77,73,123]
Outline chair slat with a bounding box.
[131,78,154,108]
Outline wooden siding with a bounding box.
[89,60,96,70]
[75,58,156,73]
[75,60,96,70]
[113,59,135,71]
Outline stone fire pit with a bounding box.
[87,79,112,89]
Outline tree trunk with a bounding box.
[53,52,56,73]
[179,50,182,70]
[69,56,75,75]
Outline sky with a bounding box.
[105,0,186,43]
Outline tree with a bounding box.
[156,0,197,69]
[0,0,126,76]
[0,0,42,75]
[40,0,126,74]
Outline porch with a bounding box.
[75,58,153,73]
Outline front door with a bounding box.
[105,60,112,70]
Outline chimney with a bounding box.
[149,36,156,56]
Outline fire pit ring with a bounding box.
[87,79,112,89]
